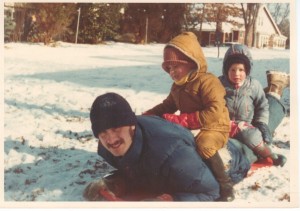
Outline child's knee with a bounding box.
[196,145,216,159]
[236,128,263,149]
[195,131,227,158]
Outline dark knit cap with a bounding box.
[90,93,137,137]
[223,54,251,76]
[162,46,196,72]
[222,44,253,76]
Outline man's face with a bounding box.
[98,125,135,157]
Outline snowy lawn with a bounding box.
[3,41,297,208]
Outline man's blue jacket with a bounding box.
[98,115,251,201]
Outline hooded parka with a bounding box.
[219,44,269,125]
[219,44,270,151]
[146,32,230,158]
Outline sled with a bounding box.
[247,157,273,176]
[120,158,274,200]
[95,158,274,201]
[98,189,172,201]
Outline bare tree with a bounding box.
[267,3,290,38]
[184,3,206,32]
[25,3,77,45]
[241,3,261,47]
[204,3,241,56]
[268,3,289,25]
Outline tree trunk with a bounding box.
[241,3,261,47]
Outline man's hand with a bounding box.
[83,172,126,201]
[83,179,116,201]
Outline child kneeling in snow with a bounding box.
[218,44,288,167]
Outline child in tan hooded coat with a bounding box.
[143,32,234,201]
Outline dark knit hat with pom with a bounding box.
[90,93,137,137]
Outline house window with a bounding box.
[224,33,230,42]
[260,36,268,48]
[210,33,216,45]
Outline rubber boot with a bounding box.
[205,152,235,202]
[264,70,290,99]
[253,142,287,167]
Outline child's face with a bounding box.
[166,63,192,82]
[228,63,247,87]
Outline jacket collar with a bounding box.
[118,125,143,167]
[222,75,251,90]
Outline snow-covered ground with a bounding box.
[2,41,297,208]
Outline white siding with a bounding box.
[256,8,277,35]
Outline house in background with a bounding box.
[254,5,287,49]
[196,4,287,49]
[197,21,244,47]
[4,2,31,42]
[4,3,287,48]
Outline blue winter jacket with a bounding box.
[219,75,269,125]
[97,115,220,201]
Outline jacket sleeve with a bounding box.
[252,79,269,124]
[144,93,178,117]
[163,143,220,201]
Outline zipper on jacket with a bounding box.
[232,86,240,121]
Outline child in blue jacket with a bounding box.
[219,44,287,167]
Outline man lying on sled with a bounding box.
[83,92,272,202]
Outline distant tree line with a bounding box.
[4,3,290,47]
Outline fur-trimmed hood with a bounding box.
[165,31,207,74]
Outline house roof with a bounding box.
[195,4,286,39]
[197,22,244,33]
[261,5,282,36]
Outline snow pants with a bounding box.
[229,93,287,164]
[195,130,229,159]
